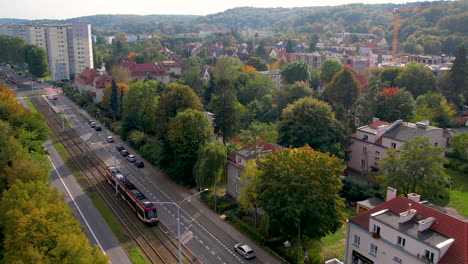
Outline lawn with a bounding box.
[320,206,356,261]
[446,166,468,217]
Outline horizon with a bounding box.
[0,0,437,20]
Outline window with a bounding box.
[434,142,438,147]
[393,256,403,263]
[235,170,240,180]
[373,224,380,234]
[360,159,366,168]
[424,250,434,262]
[353,235,360,247]
[235,183,241,194]
[374,157,380,161]
[397,236,406,247]
[369,243,378,256]
[236,156,242,163]
[362,147,367,154]
[363,135,368,141]
[391,142,397,149]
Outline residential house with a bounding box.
[162,60,182,77]
[120,61,170,84]
[258,70,283,90]
[226,140,284,199]
[348,119,446,174]
[74,67,112,103]
[199,65,212,83]
[345,187,467,264]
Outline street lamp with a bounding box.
[145,188,209,264]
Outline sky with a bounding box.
[0,0,433,20]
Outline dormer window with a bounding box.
[372,224,380,235]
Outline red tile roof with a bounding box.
[93,74,112,89]
[76,67,97,86]
[227,140,284,163]
[349,196,468,264]
[120,61,168,77]
[368,120,392,129]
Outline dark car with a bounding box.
[126,154,136,162]
[135,161,144,168]
[95,126,102,131]
[115,145,124,151]
[120,149,129,157]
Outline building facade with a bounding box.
[0,23,93,81]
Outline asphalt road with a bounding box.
[54,95,277,264]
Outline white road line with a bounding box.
[47,155,106,255]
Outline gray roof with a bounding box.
[357,197,384,209]
[384,122,440,142]
[373,210,450,248]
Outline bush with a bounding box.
[224,209,265,243]
[340,177,378,202]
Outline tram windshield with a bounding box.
[146,209,157,219]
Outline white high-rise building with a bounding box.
[0,23,93,81]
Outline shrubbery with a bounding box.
[340,177,379,202]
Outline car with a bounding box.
[88,120,95,124]
[107,136,114,143]
[126,154,136,162]
[115,145,124,151]
[120,149,129,157]
[95,126,102,131]
[90,121,96,128]
[135,160,144,168]
[234,243,255,259]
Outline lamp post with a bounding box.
[145,188,208,264]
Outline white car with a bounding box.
[107,136,114,143]
[234,243,256,259]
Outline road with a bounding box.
[53,94,280,264]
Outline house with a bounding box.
[345,187,467,264]
[226,140,284,199]
[74,67,112,103]
[258,70,283,90]
[199,65,212,83]
[161,61,182,77]
[348,119,446,174]
[120,61,170,84]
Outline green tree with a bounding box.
[237,159,262,226]
[413,93,456,128]
[395,61,439,98]
[280,61,311,85]
[110,80,119,121]
[166,109,213,184]
[238,72,275,105]
[286,39,294,53]
[246,57,268,71]
[154,83,202,139]
[325,66,360,111]
[274,81,314,111]
[380,67,403,88]
[253,146,345,239]
[320,58,342,83]
[442,45,467,107]
[122,80,159,133]
[449,132,468,162]
[374,87,415,122]
[210,90,241,143]
[378,137,449,204]
[0,120,27,173]
[24,45,49,77]
[278,97,345,158]
[349,34,360,44]
[2,159,48,186]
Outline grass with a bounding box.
[446,166,468,217]
[128,246,149,264]
[24,97,38,112]
[320,206,356,261]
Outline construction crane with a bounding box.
[383,4,448,61]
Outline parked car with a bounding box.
[94,126,102,131]
[115,145,124,151]
[126,154,136,162]
[90,121,96,128]
[234,243,256,259]
[107,136,114,143]
[88,120,95,124]
[120,150,129,157]
[135,160,144,168]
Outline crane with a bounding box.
[383,4,448,61]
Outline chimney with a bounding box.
[399,208,417,223]
[407,193,421,203]
[418,217,436,232]
[386,187,397,201]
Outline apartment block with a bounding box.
[0,23,93,81]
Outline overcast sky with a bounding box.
[1,0,433,20]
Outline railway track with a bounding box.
[31,96,199,264]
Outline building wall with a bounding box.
[348,138,387,173]
[68,24,93,78]
[226,163,243,199]
[46,25,71,81]
[259,70,282,90]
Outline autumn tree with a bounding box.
[2,159,48,187]
[122,80,159,134]
[109,65,130,83]
[237,160,262,226]
[395,61,439,98]
[278,97,345,158]
[325,65,360,111]
[251,146,345,239]
[413,93,456,128]
[378,137,449,204]
[320,58,342,83]
[280,61,311,85]
[154,83,202,139]
[165,109,213,185]
[0,83,25,121]
[373,87,416,122]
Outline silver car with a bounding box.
[126,154,136,162]
[234,243,255,259]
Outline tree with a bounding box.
[413,93,456,128]
[246,57,268,71]
[442,45,467,107]
[237,160,262,226]
[380,67,403,88]
[280,61,311,85]
[378,137,449,204]
[110,80,118,121]
[2,159,48,187]
[210,90,241,143]
[286,39,294,53]
[24,45,49,77]
[373,87,415,122]
[278,97,345,158]
[449,132,468,162]
[309,34,319,52]
[238,72,275,105]
[122,80,159,134]
[0,83,25,121]
[166,109,213,185]
[274,81,314,111]
[101,82,129,112]
[154,83,202,139]
[109,65,130,83]
[349,34,360,44]
[252,146,345,239]
[395,61,439,98]
[325,65,360,111]
[320,58,342,83]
